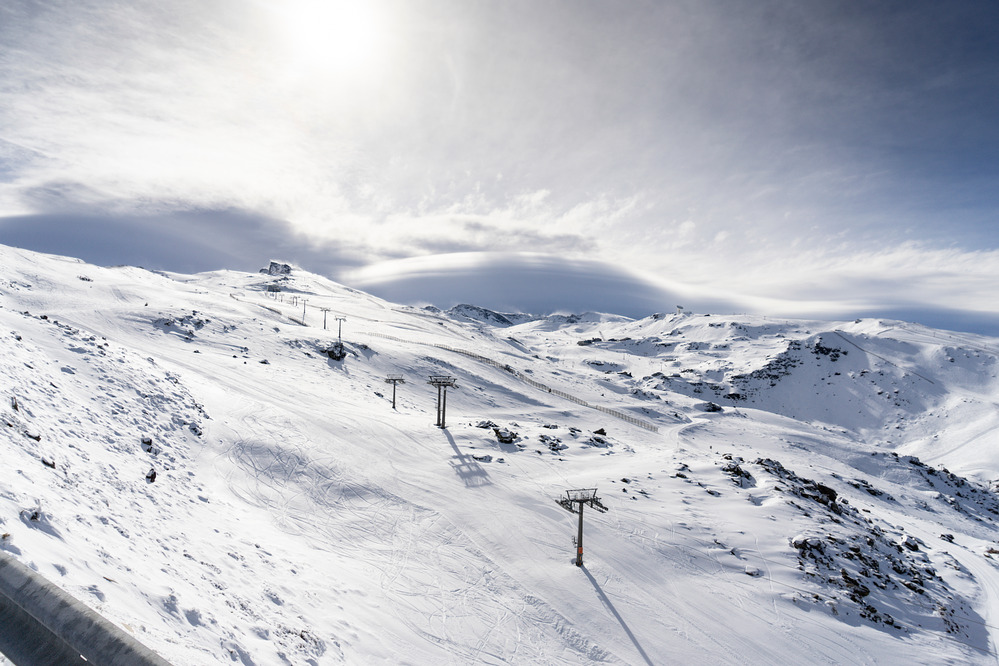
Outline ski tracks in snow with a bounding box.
[210,400,622,664]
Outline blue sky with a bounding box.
[1,0,998,332]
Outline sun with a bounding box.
[278,0,389,79]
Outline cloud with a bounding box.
[655,242,999,335]
[4,206,999,336]
[728,243,999,313]
[347,251,740,317]
[0,208,362,275]
[0,1,997,335]
[347,246,999,336]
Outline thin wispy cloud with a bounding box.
[1,0,997,332]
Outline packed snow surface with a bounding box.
[2,244,999,664]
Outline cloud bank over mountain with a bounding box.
[348,252,721,318]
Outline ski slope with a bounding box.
[2,244,999,664]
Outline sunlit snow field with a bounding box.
[2,244,999,664]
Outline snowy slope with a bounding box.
[2,243,999,664]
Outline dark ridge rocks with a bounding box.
[721,455,755,488]
[812,339,848,361]
[261,261,293,275]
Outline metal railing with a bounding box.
[0,552,170,666]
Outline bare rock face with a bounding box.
[260,261,292,276]
[493,428,518,444]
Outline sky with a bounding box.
[1,0,998,333]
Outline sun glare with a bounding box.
[279,1,389,79]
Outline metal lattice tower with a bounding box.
[427,375,458,428]
[557,488,608,566]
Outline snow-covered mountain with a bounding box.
[2,243,999,664]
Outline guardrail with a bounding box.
[0,551,171,666]
[366,332,659,433]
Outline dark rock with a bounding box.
[494,428,518,444]
[261,261,292,275]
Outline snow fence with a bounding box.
[0,551,171,666]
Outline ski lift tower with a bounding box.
[557,488,608,567]
[427,375,458,428]
[385,374,405,409]
[327,315,346,359]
